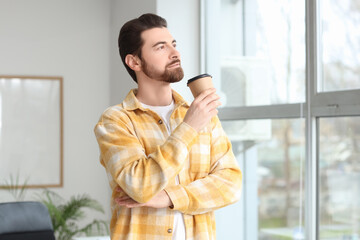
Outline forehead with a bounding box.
[141,27,174,47]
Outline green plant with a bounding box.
[1,173,29,201]
[38,189,109,240]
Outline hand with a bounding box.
[184,88,221,132]
[114,187,173,209]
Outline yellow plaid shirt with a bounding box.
[94,89,242,240]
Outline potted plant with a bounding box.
[38,190,109,240]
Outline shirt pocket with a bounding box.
[189,133,211,175]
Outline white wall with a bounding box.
[0,0,112,222]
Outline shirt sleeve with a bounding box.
[165,116,242,215]
[94,110,198,203]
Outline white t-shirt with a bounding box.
[141,100,186,240]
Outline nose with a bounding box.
[170,46,180,60]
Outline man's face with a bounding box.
[139,27,184,83]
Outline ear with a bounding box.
[125,54,141,72]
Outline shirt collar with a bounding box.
[123,89,189,111]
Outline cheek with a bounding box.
[142,51,169,69]
[151,59,167,70]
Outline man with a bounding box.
[94,13,242,240]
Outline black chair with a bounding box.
[0,201,55,240]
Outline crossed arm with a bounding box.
[96,115,242,215]
[115,187,172,209]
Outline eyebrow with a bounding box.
[152,40,177,48]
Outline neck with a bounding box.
[136,77,173,106]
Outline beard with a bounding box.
[141,59,184,83]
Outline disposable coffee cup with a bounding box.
[187,74,214,98]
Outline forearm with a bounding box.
[96,121,198,203]
[115,189,173,209]
[165,116,243,215]
[165,166,242,215]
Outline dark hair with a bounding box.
[118,13,167,83]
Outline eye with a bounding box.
[157,44,165,50]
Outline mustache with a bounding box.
[166,59,181,67]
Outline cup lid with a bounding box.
[187,73,212,86]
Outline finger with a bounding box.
[126,202,144,208]
[206,100,222,110]
[192,94,219,112]
[119,199,144,208]
[195,88,216,102]
[208,108,219,117]
[203,94,220,106]
[115,196,141,205]
[115,196,131,202]
[116,198,135,205]
[196,92,219,106]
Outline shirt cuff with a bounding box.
[164,185,189,212]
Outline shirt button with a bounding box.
[158,119,163,124]
[167,228,172,233]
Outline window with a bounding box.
[218,119,305,240]
[203,0,360,239]
[319,117,360,239]
[319,1,360,92]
